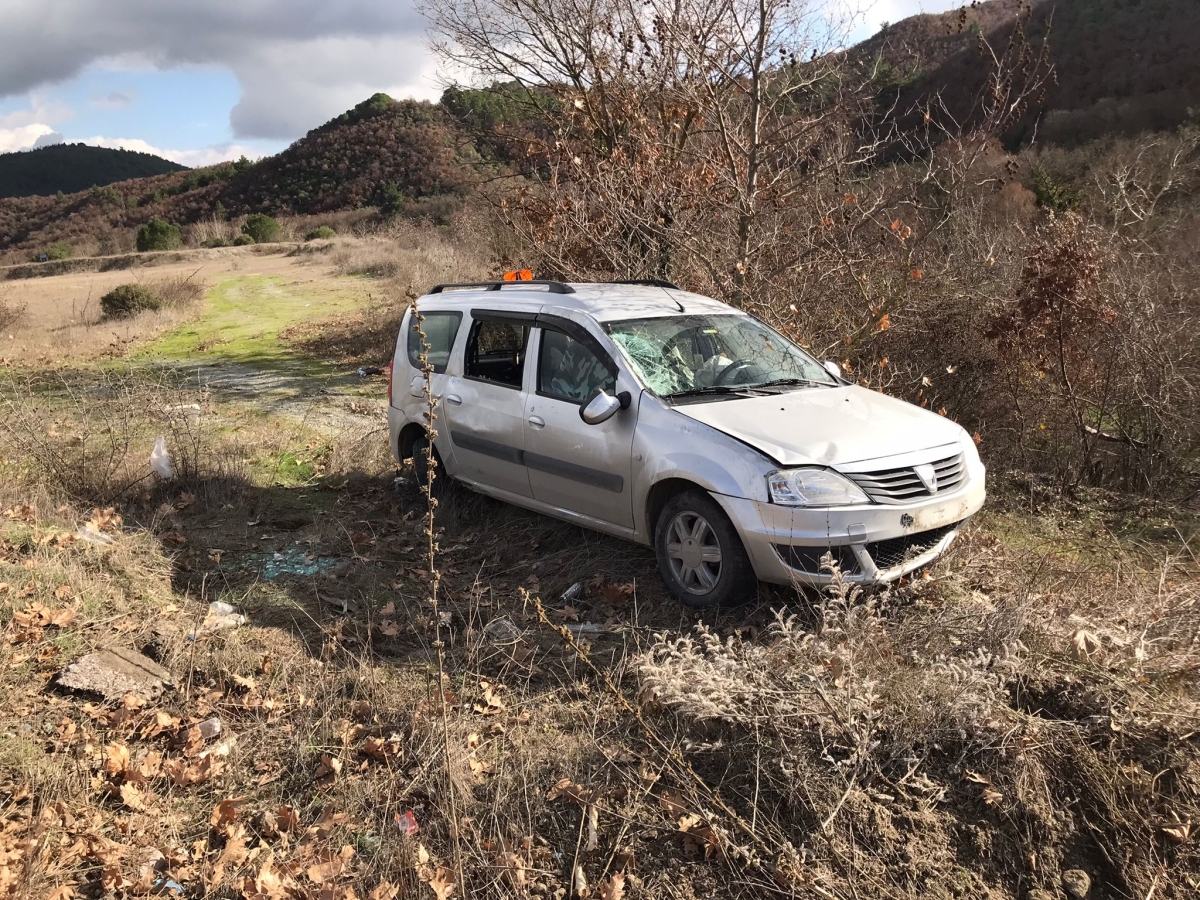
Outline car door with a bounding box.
[523,319,636,528]
[441,312,533,498]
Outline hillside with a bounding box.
[0,94,479,261]
[858,0,1200,146]
[2,0,1196,261]
[0,143,186,199]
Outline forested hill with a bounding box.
[856,0,1200,146]
[0,143,186,199]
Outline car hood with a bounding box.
[672,385,964,468]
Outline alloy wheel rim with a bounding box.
[665,511,722,595]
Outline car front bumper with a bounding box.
[712,475,986,586]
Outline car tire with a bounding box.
[410,434,448,496]
[654,489,757,610]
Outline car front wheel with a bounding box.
[654,489,756,609]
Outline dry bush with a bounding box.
[0,369,226,505]
[285,220,490,364]
[635,544,1200,898]
[0,292,26,332]
[143,271,208,308]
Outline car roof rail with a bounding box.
[429,280,576,295]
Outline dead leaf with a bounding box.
[315,753,343,779]
[212,797,245,830]
[1072,629,1102,658]
[89,507,122,533]
[118,782,149,811]
[429,867,455,900]
[596,871,626,900]
[305,846,355,883]
[368,880,399,900]
[474,681,506,715]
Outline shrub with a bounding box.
[201,237,228,249]
[0,295,27,332]
[233,234,256,246]
[45,241,73,261]
[241,214,281,244]
[136,220,182,252]
[100,284,161,319]
[304,226,337,241]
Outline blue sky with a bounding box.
[0,0,962,167]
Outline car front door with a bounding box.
[442,312,533,498]
[523,320,636,529]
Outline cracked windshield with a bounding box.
[604,314,837,397]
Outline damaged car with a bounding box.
[389,279,985,608]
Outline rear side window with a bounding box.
[465,319,530,388]
[407,311,462,374]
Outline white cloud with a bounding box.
[0,1,435,141]
[33,131,65,148]
[78,136,262,167]
[0,123,56,152]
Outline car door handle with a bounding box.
[446,394,463,406]
[527,415,545,429]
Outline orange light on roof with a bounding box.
[502,269,534,281]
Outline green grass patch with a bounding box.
[135,274,363,374]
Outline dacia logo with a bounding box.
[914,463,938,493]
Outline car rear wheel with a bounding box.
[410,434,447,495]
[654,489,756,609]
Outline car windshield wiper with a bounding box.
[665,385,746,400]
[752,377,830,390]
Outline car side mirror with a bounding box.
[822,360,842,380]
[580,388,622,425]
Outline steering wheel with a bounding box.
[715,358,759,386]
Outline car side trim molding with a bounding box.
[451,431,524,465]
[525,451,624,493]
[450,430,624,493]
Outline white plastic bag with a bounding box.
[150,436,174,480]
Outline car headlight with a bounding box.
[766,468,871,507]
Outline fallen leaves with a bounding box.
[596,871,626,900]
[1071,629,1102,658]
[966,771,1004,805]
[473,681,506,715]
[7,601,75,643]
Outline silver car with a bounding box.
[388,280,986,608]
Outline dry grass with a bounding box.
[282,223,490,365]
[2,234,1197,899]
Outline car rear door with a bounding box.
[441,311,534,498]
[523,316,637,529]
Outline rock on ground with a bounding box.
[58,647,173,701]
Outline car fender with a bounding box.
[631,396,774,539]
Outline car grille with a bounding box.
[773,520,962,576]
[864,522,959,570]
[773,544,860,575]
[844,452,966,505]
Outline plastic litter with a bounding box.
[483,616,521,644]
[356,366,383,377]
[561,582,584,603]
[152,877,185,896]
[191,601,246,638]
[76,525,116,545]
[196,717,223,741]
[150,437,174,480]
[393,810,419,835]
